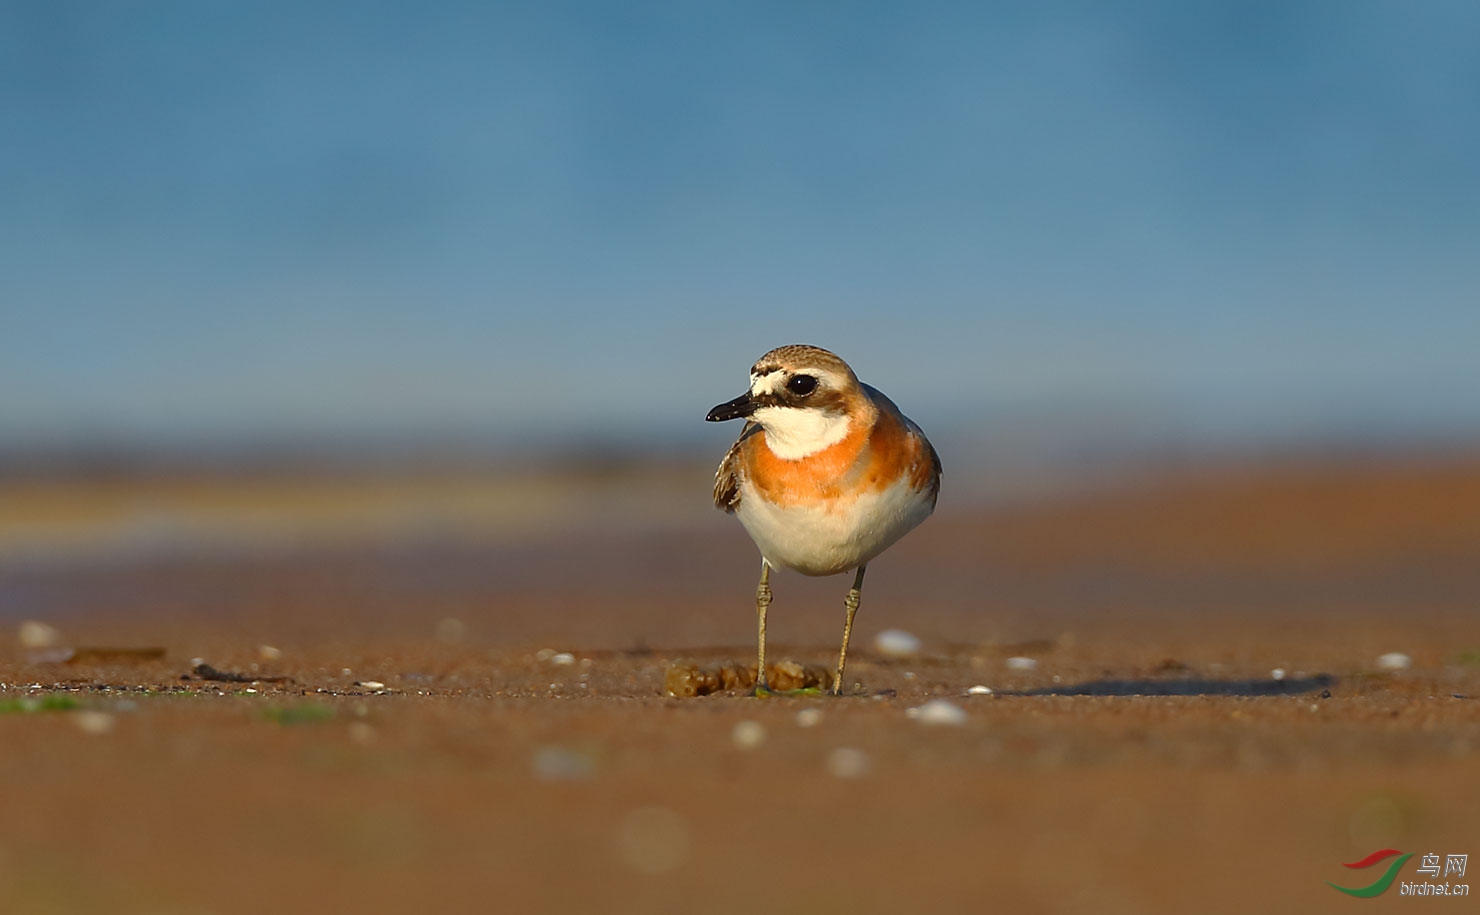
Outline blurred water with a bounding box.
[3,3,1479,455]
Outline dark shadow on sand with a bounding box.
[1004,674,1336,697]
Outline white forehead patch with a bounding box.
[749,369,783,396]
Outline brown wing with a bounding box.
[865,383,942,509]
[917,435,943,509]
[713,422,759,512]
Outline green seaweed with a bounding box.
[0,694,83,714]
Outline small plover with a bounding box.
[706,344,941,695]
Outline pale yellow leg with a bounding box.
[753,560,772,694]
[832,565,867,696]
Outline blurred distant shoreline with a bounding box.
[5,401,1477,482]
[2,429,1477,572]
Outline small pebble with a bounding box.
[73,711,115,735]
[1377,652,1411,671]
[825,747,871,778]
[1271,668,1286,680]
[18,621,63,649]
[795,708,823,728]
[615,807,690,875]
[258,644,283,661]
[1005,657,1037,671]
[910,699,968,726]
[25,649,74,665]
[902,671,916,680]
[873,629,921,657]
[534,649,556,662]
[531,745,595,781]
[966,685,993,696]
[550,652,576,666]
[358,680,386,691]
[731,720,766,750]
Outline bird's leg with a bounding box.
[832,565,867,696]
[753,560,772,695]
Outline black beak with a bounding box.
[706,391,757,422]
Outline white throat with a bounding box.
[752,406,852,460]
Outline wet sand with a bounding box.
[1,455,1478,914]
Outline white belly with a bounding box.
[735,474,935,576]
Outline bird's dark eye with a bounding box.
[787,374,817,396]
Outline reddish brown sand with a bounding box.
[2,456,1478,914]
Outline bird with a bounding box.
[706,344,941,696]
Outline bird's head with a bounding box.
[706,344,872,459]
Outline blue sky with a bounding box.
[3,1,1478,454]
